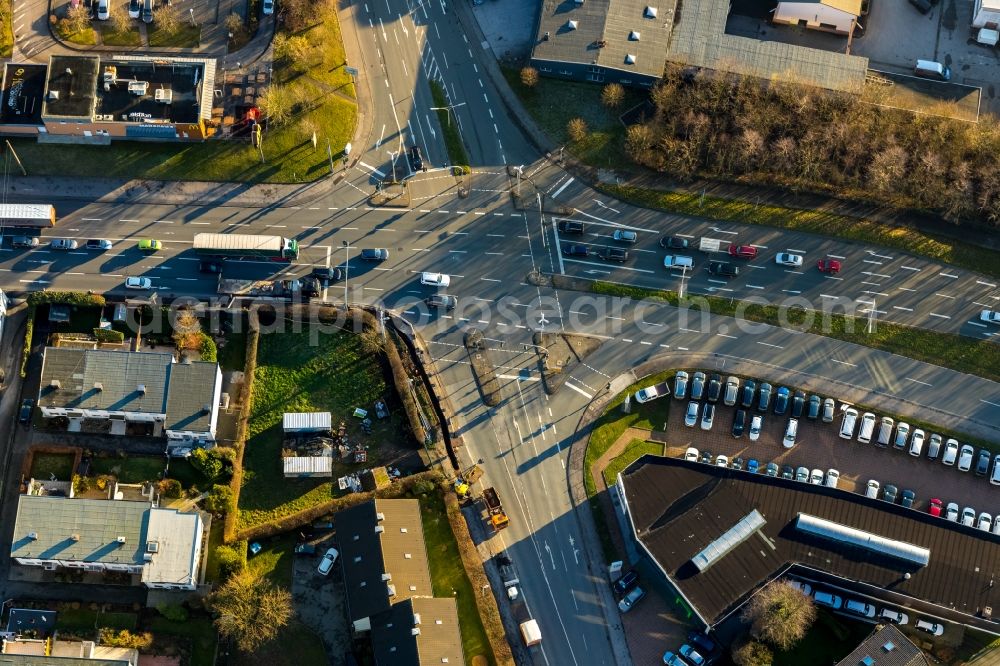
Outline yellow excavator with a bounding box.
[454,464,483,499]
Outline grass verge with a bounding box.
[91,455,166,484]
[29,452,75,480]
[428,80,469,167]
[100,25,141,46]
[147,23,201,47]
[55,609,137,633]
[149,614,216,666]
[603,438,664,486]
[0,0,13,56]
[246,532,296,586]
[203,520,226,583]
[590,281,1000,383]
[421,489,493,665]
[236,328,406,531]
[55,24,97,45]
[218,330,247,371]
[773,611,870,665]
[598,184,1000,280]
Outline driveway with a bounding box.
[290,536,350,664]
[661,376,1000,519]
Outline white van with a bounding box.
[839,407,859,439]
[783,419,798,449]
[856,412,876,444]
[876,417,894,448]
[914,59,951,81]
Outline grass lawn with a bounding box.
[420,490,493,665]
[149,614,216,666]
[239,619,327,666]
[247,532,296,586]
[429,80,468,166]
[147,23,201,47]
[591,281,1000,383]
[0,0,13,57]
[56,25,97,45]
[502,67,641,170]
[773,611,871,665]
[602,439,664,486]
[237,329,405,531]
[218,331,247,371]
[55,609,137,633]
[58,305,103,335]
[168,458,209,490]
[91,455,166,484]
[100,25,142,46]
[203,520,226,583]
[29,452,75,481]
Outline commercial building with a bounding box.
[0,54,215,141]
[772,0,862,36]
[10,495,203,590]
[835,624,928,666]
[618,457,1000,629]
[37,347,222,451]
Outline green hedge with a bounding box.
[92,328,125,343]
[20,306,35,378]
[199,333,218,362]
[26,292,105,307]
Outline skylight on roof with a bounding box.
[644,6,657,18]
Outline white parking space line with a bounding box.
[831,359,857,367]
[824,275,844,281]
[982,399,1000,408]
[717,333,738,339]
[747,284,765,290]
[863,260,883,265]
[934,293,956,299]
[928,313,951,319]
[905,377,932,387]
[860,281,882,287]
[786,248,807,253]
[893,306,913,312]
[897,287,917,292]
[861,272,892,279]
[968,321,987,328]
[939,272,960,279]
[867,251,894,260]
[977,280,997,288]
[820,294,840,299]
[899,266,921,272]
[827,254,846,259]
[756,341,783,349]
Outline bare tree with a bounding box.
[625,123,654,160]
[737,128,764,172]
[258,84,292,126]
[866,145,908,196]
[520,66,539,88]
[66,3,92,34]
[274,34,311,70]
[224,12,245,40]
[732,639,774,666]
[108,1,132,33]
[209,571,292,654]
[601,83,625,109]
[566,117,588,143]
[741,580,816,650]
[154,2,180,34]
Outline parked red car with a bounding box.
[817,258,842,274]
[728,244,758,260]
[928,498,943,517]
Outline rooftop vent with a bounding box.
[27,532,38,541]
[644,5,657,17]
[567,20,578,30]
[411,628,421,636]
[381,573,392,581]
[442,659,449,664]
[354,556,362,563]
[625,54,637,64]
[376,512,385,521]
[861,657,874,666]
[47,91,59,101]
[413,613,421,625]
[353,534,360,541]
[882,642,896,652]
[49,379,61,390]
[116,536,126,544]
[201,403,212,415]
[137,384,146,395]
[375,525,385,534]
[629,30,640,40]
[65,68,73,75]
[387,583,396,597]
[93,382,103,392]
[400,527,407,533]
[404,553,412,559]
[71,534,80,542]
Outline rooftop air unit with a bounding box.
[137,384,146,395]
[49,379,61,390]
[27,532,38,540]
[116,536,126,544]
[375,525,385,534]
[94,382,103,392]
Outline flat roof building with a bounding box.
[835,624,928,666]
[1,64,47,129]
[10,495,203,590]
[619,457,1000,629]
[370,597,464,666]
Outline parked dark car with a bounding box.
[773,386,790,415]
[313,267,344,283]
[690,372,706,401]
[660,236,689,249]
[740,379,756,408]
[687,632,718,656]
[558,221,585,234]
[900,489,916,508]
[791,390,806,418]
[699,450,713,465]
[883,484,899,503]
[18,398,34,424]
[706,374,722,402]
[360,248,389,261]
[781,464,794,480]
[708,260,739,278]
[757,382,773,412]
[613,570,639,596]
[562,243,588,257]
[294,543,317,556]
[301,277,321,298]
[807,394,822,420]
[408,145,424,171]
[976,449,992,476]
[732,409,747,438]
[604,247,628,262]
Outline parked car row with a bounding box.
[839,407,1000,484]
[787,579,943,634]
[661,632,718,665]
[659,243,844,280]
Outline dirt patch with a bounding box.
[465,330,502,406]
[534,332,605,395]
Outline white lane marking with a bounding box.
[756,342,783,349]
[928,313,951,319]
[981,399,1000,408]
[359,161,387,178]
[552,177,575,198]
[939,272,959,279]
[899,266,921,272]
[562,258,654,274]
[831,359,857,367]
[564,381,593,399]
[905,377,932,387]
[934,293,955,299]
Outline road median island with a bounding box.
[534,331,604,395]
[582,279,1000,383]
[465,329,502,406]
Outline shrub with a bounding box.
[159,478,182,499]
[567,117,588,142]
[199,333,218,362]
[520,66,539,88]
[190,447,233,483]
[20,307,34,378]
[214,543,247,580]
[92,328,125,344]
[98,629,153,649]
[72,474,91,494]
[26,292,105,307]
[412,479,436,495]
[158,604,189,623]
[204,484,234,515]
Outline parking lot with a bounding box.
[659,372,1000,521]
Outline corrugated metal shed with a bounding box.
[282,412,332,432]
[282,456,333,477]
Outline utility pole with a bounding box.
[514,165,523,197]
[866,297,876,334]
[5,141,26,176]
[342,240,351,308]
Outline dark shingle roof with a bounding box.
[620,457,1000,625]
[39,348,171,414]
[370,598,464,666]
[836,625,928,666]
[164,362,219,433]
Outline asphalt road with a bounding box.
[0,0,996,661]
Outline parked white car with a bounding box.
[420,272,451,287]
[958,444,975,472]
[125,276,152,290]
[317,548,339,575]
[865,479,879,498]
[775,252,804,267]
[684,401,699,427]
[748,415,763,442]
[825,469,840,488]
[961,507,976,526]
[684,447,699,462]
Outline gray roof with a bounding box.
[39,348,172,415]
[666,0,868,92]
[164,361,219,433]
[142,506,202,587]
[11,495,148,566]
[334,499,434,628]
[532,0,674,78]
[42,56,99,120]
[0,654,132,666]
[836,625,928,666]
[371,597,464,666]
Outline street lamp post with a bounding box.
[387,149,399,182]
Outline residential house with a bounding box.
[835,624,928,666]
[973,0,1000,28]
[10,494,203,590]
[772,0,861,35]
[370,597,463,666]
[2,635,137,665]
[37,347,222,452]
